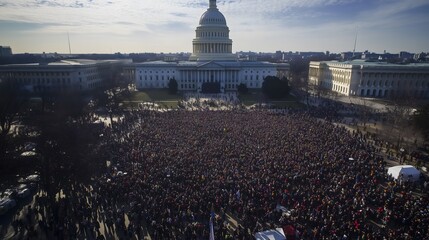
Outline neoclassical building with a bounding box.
[129,0,289,92]
[0,59,130,93]
[309,60,429,98]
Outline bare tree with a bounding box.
[0,79,28,139]
[349,97,374,129]
[385,99,419,151]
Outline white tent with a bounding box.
[387,165,421,182]
[254,228,286,240]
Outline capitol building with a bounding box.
[128,0,289,92]
[309,60,429,98]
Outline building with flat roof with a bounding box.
[129,0,289,93]
[0,59,130,93]
[309,60,429,98]
[0,46,13,57]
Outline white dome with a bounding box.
[199,9,227,26]
[190,0,236,61]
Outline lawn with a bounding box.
[238,91,264,106]
[128,90,181,101]
[123,90,182,108]
[270,101,306,109]
[239,91,303,108]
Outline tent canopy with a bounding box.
[387,165,421,182]
[254,228,285,240]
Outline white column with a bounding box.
[192,70,194,83]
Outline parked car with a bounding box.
[2,189,17,199]
[17,188,31,198]
[24,174,40,183]
[0,198,17,215]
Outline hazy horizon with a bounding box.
[1,0,428,54]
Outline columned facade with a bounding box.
[133,0,289,93]
[0,59,129,92]
[189,0,236,61]
[309,61,429,98]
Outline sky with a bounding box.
[0,0,428,54]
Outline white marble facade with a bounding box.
[133,0,288,92]
[309,60,429,98]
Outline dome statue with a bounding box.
[199,0,227,26]
[189,0,237,61]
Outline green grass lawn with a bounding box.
[124,90,303,109]
[123,90,182,108]
[239,91,302,108]
[128,90,181,101]
[238,91,264,106]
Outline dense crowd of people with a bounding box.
[95,108,427,239]
[3,105,428,240]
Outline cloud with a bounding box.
[0,0,428,53]
[171,12,188,18]
[0,0,358,32]
[0,20,46,31]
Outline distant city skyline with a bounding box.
[0,0,428,54]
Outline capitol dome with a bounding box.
[199,6,227,26]
[189,0,236,61]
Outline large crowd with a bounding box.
[95,108,428,239]
[4,106,429,240]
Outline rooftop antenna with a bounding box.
[352,27,358,59]
[67,32,72,55]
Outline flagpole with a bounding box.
[209,206,215,240]
[209,217,215,240]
